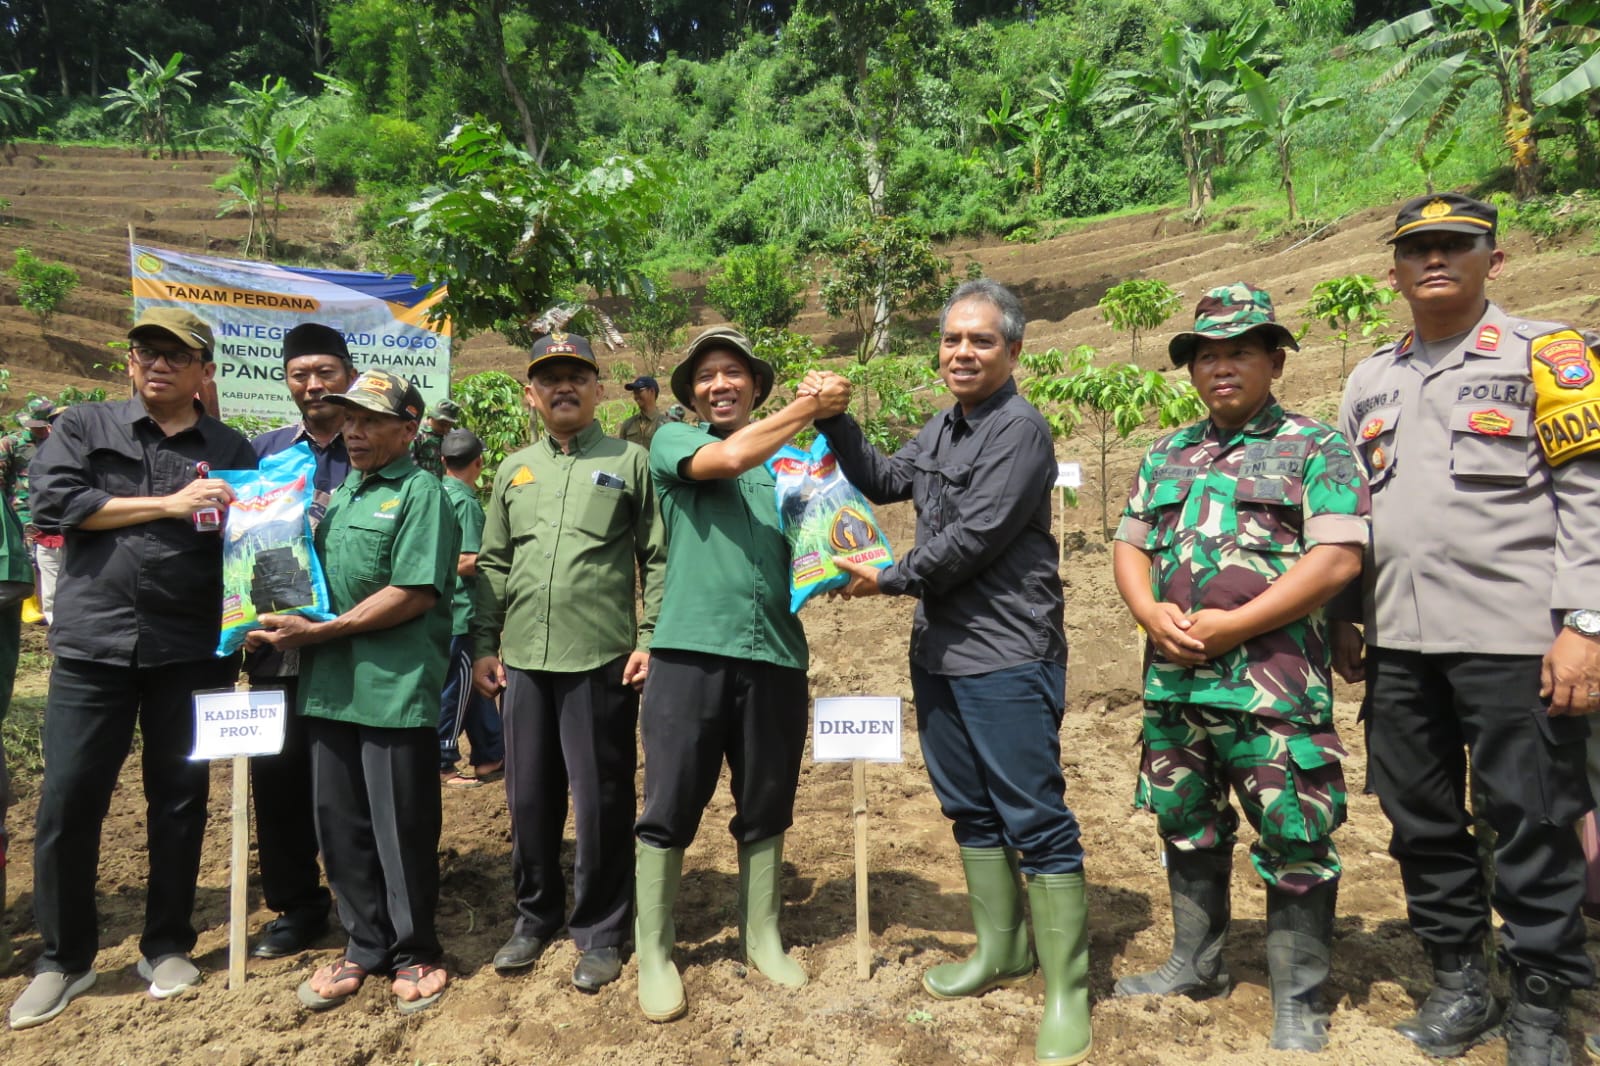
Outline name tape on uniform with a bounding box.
[1055,462,1082,489]
[190,688,289,760]
[813,696,903,762]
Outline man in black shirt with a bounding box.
[811,279,1090,1066]
[9,307,257,1029]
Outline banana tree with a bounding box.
[1360,0,1600,201]
[101,50,199,158]
[1195,61,1344,220]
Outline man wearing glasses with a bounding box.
[9,307,257,1028]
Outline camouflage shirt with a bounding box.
[1115,399,1370,724]
[411,425,445,478]
[0,430,39,525]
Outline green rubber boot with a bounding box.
[634,843,687,1022]
[737,834,807,989]
[1028,872,1093,1066]
[924,847,1035,999]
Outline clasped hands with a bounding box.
[1139,603,1246,666]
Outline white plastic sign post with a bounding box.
[191,684,287,990]
[814,696,903,980]
[1055,462,1082,563]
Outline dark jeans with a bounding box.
[502,657,637,950]
[1367,648,1594,988]
[636,650,808,850]
[246,674,330,927]
[912,658,1084,875]
[33,654,241,973]
[308,717,442,974]
[438,634,504,773]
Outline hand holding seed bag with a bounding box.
[214,441,335,655]
[769,436,893,612]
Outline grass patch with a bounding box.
[3,693,44,781]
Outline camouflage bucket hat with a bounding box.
[19,396,55,428]
[1168,282,1299,367]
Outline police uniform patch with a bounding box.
[1530,328,1600,464]
[1466,408,1514,436]
[1476,325,1501,351]
[1371,445,1387,470]
[1360,417,1384,440]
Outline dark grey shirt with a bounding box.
[30,396,258,667]
[817,378,1067,676]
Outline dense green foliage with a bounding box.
[8,248,78,330]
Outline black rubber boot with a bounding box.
[1393,941,1504,1056]
[1265,880,1337,1052]
[1504,968,1571,1066]
[1114,846,1231,998]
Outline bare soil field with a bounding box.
[0,145,1597,1064]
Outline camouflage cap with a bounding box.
[19,396,55,428]
[428,398,462,423]
[326,369,425,421]
[1168,282,1299,367]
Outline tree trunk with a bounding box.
[1510,54,1542,200]
[1281,142,1297,221]
[480,0,542,162]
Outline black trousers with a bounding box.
[247,674,330,927]
[1367,648,1594,987]
[32,655,240,973]
[635,649,808,850]
[307,717,441,973]
[502,657,637,950]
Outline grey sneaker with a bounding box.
[137,954,200,999]
[8,970,97,1029]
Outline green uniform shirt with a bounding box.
[648,421,808,671]
[0,431,39,526]
[472,421,666,672]
[1114,400,1369,724]
[411,425,445,477]
[618,410,669,449]
[442,474,484,637]
[300,455,460,729]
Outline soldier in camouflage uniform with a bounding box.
[410,398,460,478]
[1112,283,1369,1052]
[0,397,55,528]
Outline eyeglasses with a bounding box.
[129,344,200,369]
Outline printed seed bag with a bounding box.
[769,437,893,612]
[214,441,335,655]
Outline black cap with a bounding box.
[441,428,484,466]
[282,323,352,366]
[624,375,659,393]
[527,332,599,378]
[1388,193,1497,243]
[325,370,424,421]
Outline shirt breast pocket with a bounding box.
[506,483,544,547]
[1449,404,1531,483]
[89,446,146,497]
[573,482,627,538]
[1354,406,1400,489]
[339,513,397,585]
[913,455,971,532]
[1144,477,1192,550]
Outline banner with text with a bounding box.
[131,244,451,425]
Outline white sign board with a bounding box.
[190,688,289,760]
[813,697,903,763]
[1055,462,1082,489]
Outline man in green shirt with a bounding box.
[249,369,459,1016]
[471,333,665,992]
[631,325,847,1023]
[436,429,504,788]
[618,375,668,448]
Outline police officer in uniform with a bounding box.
[1331,193,1600,1066]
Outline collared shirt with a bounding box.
[817,379,1066,676]
[1335,303,1600,654]
[442,473,485,637]
[474,420,666,672]
[618,410,669,449]
[245,421,351,679]
[29,396,258,667]
[649,420,807,670]
[0,430,39,526]
[1115,400,1370,723]
[299,455,459,729]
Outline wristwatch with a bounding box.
[1562,609,1600,636]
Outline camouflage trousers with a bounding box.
[1136,701,1348,893]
